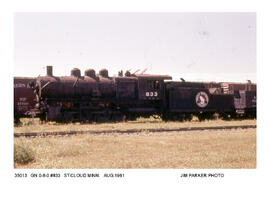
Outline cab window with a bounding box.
[146,80,160,90]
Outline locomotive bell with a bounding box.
[46,66,53,76]
[71,68,81,77]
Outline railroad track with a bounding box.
[14,125,256,138]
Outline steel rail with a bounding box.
[14,125,256,138]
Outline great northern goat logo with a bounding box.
[195,92,209,108]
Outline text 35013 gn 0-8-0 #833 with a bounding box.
[14,173,125,178]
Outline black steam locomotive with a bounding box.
[23,66,256,123]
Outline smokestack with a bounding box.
[46,66,53,76]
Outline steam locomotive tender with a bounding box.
[28,66,256,122]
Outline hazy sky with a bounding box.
[14,12,256,82]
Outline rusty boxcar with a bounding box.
[14,77,36,122]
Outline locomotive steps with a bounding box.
[14,125,256,138]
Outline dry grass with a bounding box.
[14,117,256,134]
[14,129,256,169]
[14,142,35,164]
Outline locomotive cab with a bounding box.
[135,74,172,101]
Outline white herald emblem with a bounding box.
[195,92,209,108]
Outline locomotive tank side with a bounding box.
[167,87,234,113]
[164,81,235,121]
